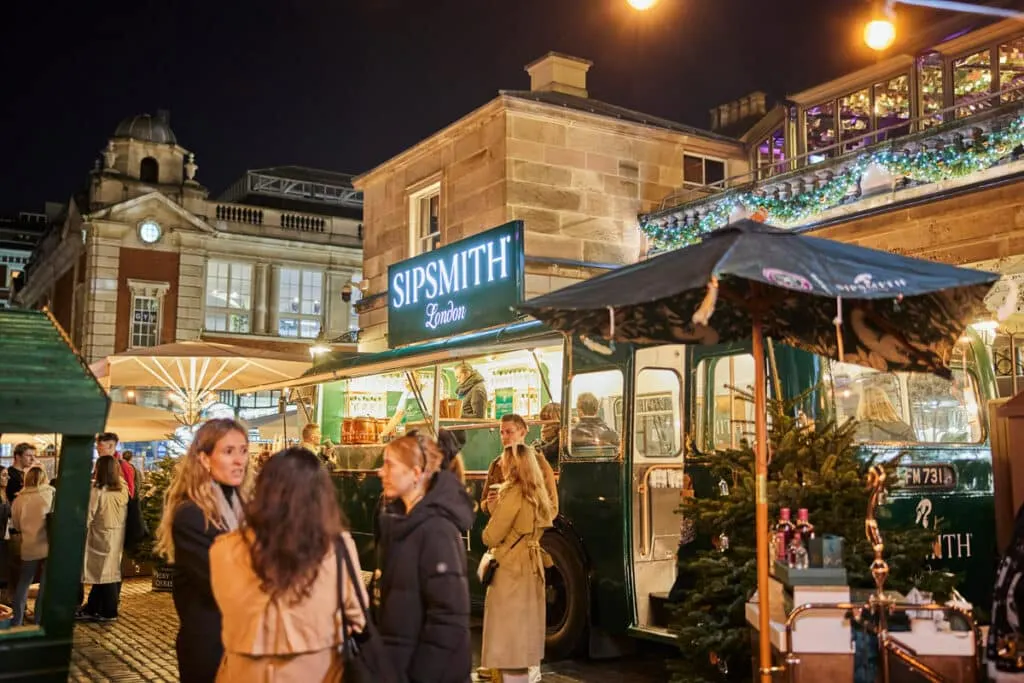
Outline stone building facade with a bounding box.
[19,112,364,364]
[354,53,745,350]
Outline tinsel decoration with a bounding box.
[644,115,1024,250]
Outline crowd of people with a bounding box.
[151,411,556,683]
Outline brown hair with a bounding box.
[301,423,320,442]
[156,418,249,562]
[500,413,528,432]
[576,392,600,417]
[243,447,344,603]
[539,403,561,442]
[433,429,466,484]
[385,434,443,479]
[94,455,123,491]
[25,466,48,488]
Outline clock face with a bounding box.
[139,220,162,244]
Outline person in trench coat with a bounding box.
[79,455,129,620]
[480,443,556,683]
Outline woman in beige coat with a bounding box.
[211,447,366,682]
[480,443,556,683]
[79,455,129,621]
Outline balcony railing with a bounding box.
[642,83,1024,250]
[206,201,360,244]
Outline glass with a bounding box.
[633,369,682,458]
[568,370,624,457]
[131,296,159,348]
[278,268,301,313]
[205,261,229,307]
[300,319,321,338]
[829,362,982,443]
[704,159,725,187]
[301,271,323,315]
[1000,37,1024,102]
[683,155,705,184]
[954,48,993,118]
[278,318,299,337]
[417,193,440,254]
[804,101,836,163]
[700,354,756,451]
[918,52,944,128]
[757,127,786,178]
[874,75,910,139]
[839,88,872,151]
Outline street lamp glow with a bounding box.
[627,0,658,10]
[864,17,896,51]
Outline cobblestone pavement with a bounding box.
[70,579,671,682]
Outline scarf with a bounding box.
[456,372,484,398]
[213,482,244,532]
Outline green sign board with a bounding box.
[387,221,525,348]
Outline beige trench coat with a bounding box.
[210,530,367,682]
[82,486,129,585]
[480,483,551,670]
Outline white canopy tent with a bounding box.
[1,402,181,446]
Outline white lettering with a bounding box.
[468,245,487,286]
[929,532,973,560]
[439,256,460,296]
[424,261,438,299]
[424,300,467,330]
[392,272,406,308]
[411,267,426,304]
[487,236,510,282]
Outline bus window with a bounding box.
[696,353,756,451]
[634,368,682,458]
[829,362,982,443]
[569,370,624,457]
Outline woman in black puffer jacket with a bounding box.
[374,433,474,683]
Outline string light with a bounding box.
[643,114,1024,250]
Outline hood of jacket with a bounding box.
[383,470,475,542]
[456,371,485,398]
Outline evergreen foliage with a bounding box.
[669,388,955,683]
[129,454,177,566]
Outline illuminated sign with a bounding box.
[387,221,525,347]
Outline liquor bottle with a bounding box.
[795,508,815,541]
[787,531,809,570]
[775,508,794,561]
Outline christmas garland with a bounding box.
[643,114,1024,250]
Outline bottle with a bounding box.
[795,508,815,541]
[788,531,809,570]
[775,508,795,561]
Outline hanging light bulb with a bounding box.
[864,1,896,51]
[627,0,657,9]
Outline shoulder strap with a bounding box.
[334,537,349,637]
[336,533,372,624]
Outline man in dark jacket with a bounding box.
[570,392,619,451]
[375,468,475,683]
[455,362,488,421]
[6,443,36,502]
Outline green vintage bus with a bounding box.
[274,318,996,659]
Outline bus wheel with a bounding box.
[543,531,587,661]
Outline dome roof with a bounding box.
[113,113,177,145]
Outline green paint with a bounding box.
[494,388,514,419]
[321,380,346,443]
[387,221,526,348]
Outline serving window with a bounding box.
[829,362,983,444]
[568,370,624,458]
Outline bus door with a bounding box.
[629,345,686,632]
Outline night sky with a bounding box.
[2,0,943,210]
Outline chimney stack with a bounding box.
[748,91,767,117]
[709,107,720,130]
[718,104,731,130]
[525,52,593,98]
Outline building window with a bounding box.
[804,101,836,163]
[131,295,160,348]
[954,48,993,118]
[409,183,441,256]
[682,155,726,188]
[278,268,322,338]
[140,157,159,183]
[205,261,252,333]
[756,127,786,179]
[1000,36,1024,102]
[918,51,944,128]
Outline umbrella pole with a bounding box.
[752,321,774,682]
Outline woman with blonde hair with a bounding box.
[10,466,54,625]
[855,385,916,442]
[480,443,555,683]
[155,418,249,683]
[375,433,474,682]
[211,447,368,681]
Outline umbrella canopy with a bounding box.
[520,220,1000,377]
[518,219,1000,683]
[2,402,181,446]
[90,342,310,425]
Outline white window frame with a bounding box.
[205,261,253,334]
[407,180,441,257]
[682,153,727,189]
[126,279,169,349]
[278,267,323,338]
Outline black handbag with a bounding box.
[335,537,399,683]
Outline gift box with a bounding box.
[809,534,845,569]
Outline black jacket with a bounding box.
[376,471,475,683]
[171,497,234,683]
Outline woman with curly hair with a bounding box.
[155,418,249,683]
[210,447,367,681]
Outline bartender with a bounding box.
[454,361,488,446]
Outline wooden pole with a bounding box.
[752,321,774,682]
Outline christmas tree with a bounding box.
[669,388,954,683]
[129,454,177,566]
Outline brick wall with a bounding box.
[115,247,180,352]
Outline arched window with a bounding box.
[140,157,159,183]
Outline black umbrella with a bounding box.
[518,219,1000,682]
